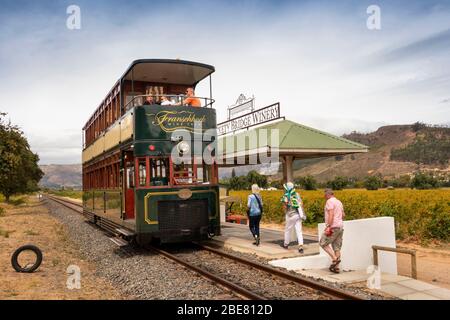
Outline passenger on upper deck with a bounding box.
[160,96,174,106]
[143,95,156,105]
[175,87,201,107]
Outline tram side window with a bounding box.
[126,164,135,188]
[138,159,147,187]
[150,158,169,186]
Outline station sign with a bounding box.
[217,103,281,136]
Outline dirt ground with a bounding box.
[0,195,122,300]
[396,242,450,290]
[261,222,450,290]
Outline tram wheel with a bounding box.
[11,245,43,273]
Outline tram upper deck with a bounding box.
[82,59,215,151]
[81,59,216,165]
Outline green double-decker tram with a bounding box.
[82,59,220,245]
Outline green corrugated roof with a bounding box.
[218,119,368,153]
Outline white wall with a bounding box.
[270,216,398,274]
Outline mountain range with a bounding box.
[38,123,449,188]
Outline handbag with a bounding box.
[297,206,307,221]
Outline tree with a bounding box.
[269,180,283,189]
[326,176,349,190]
[229,175,250,190]
[410,172,438,190]
[246,170,268,189]
[391,175,411,188]
[228,170,268,190]
[295,175,317,190]
[364,175,383,190]
[0,113,44,202]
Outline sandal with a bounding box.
[331,258,341,267]
[329,265,340,274]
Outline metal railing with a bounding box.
[124,94,215,111]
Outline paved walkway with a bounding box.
[296,269,450,300]
[209,222,318,259]
[213,223,450,300]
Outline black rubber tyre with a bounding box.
[11,245,43,273]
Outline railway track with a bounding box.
[44,194,364,300]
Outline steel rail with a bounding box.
[45,194,364,300]
[194,242,364,300]
[148,245,267,300]
[43,194,266,300]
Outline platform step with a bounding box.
[109,237,129,247]
[115,228,135,237]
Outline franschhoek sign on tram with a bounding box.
[217,103,281,136]
[147,110,207,132]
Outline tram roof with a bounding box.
[121,59,215,86]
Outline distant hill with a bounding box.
[289,123,450,182]
[39,164,82,189]
[39,124,449,187]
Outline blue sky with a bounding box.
[0,0,449,164]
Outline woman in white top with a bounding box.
[160,96,174,106]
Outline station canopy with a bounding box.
[217,119,368,166]
[122,59,215,86]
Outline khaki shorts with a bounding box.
[319,228,344,251]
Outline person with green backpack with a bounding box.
[280,182,306,254]
[247,184,263,246]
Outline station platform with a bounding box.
[295,269,450,300]
[210,222,450,300]
[208,222,319,259]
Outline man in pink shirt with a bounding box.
[319,189,345,273]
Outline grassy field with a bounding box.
[46,190,83,200]
[230,189,450,242]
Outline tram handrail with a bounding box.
[124,94,215,111]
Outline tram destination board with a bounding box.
[217,103,281,136]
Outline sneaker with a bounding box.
[298,247,304,254]
[280,243,289,249]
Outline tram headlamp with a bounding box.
[177,141,190,154]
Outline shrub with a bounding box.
[8,197,26,206]
[411,172,439,189]
[364,176,383,190]
[229,171,268,190]
[391,175,411,188]
[295,176,317,190]
[327,176,350,190]
[230,189,450,241]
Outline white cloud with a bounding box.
[1,1,449,164]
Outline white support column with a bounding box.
[285,155,294,183]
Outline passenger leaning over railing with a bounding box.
[174,87,201,107]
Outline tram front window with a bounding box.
[150,158,169,186]
[195,156,212,184]
[172,157,215,185]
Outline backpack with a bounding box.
[247,194,263,215]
